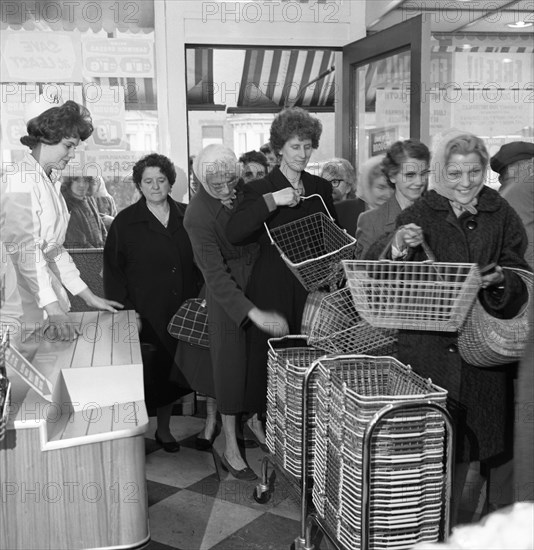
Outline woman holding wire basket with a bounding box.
[226,107,338,447]
[366,129,530,521]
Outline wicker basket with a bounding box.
[307,287,398,355]
[265,194,356,292]
[266,336,326,478]
[343,259,481,331]
[311,355,448,550]
[459,267,533,367]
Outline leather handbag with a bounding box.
[168,298,209,348]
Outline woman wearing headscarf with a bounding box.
[184,144,288,480]
[1,101,122,361]
[366,129,530,522]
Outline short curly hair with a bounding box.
[321,158,357,197]
[20,100,93,149]
[269,107,322,154]
[382,139,430,189]
[132,153,176,190]
[239,150,269,171]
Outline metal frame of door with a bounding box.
[340,14,432,165]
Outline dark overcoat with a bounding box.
[103,197,202,408]
[184,185,259,414]
[368,187,530,462]
[226,167,336,414]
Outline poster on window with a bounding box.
[0,31,82,83]
[84,151,141,179]
[0,84,83,149]
[85,85,128,150]
[82,37,154,78]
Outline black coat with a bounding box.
[368,188,530,462]
[226,167,337,414]
[103,197,202,408]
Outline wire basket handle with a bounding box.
[264,193,333,246]
[378,231,436,262]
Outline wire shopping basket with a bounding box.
[307,287,398,355]
[310,355,451,550]
[343,259,481,331]
[266,336,327,479]
[265,194,356,292]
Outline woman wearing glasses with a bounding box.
[1,101,122,361]
[226,107,337,447]
[184,144,288,480]
[321,157,366,236]
[355,139,430,259]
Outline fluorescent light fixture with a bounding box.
[507,21,533,28]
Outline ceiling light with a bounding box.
[502,58,513,63]
[507,21,533,28]
[462,44,472,50]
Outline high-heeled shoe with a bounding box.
[154,431,180,453]
[245,422,270,453]
[220,454,258,481]
[195,423,221,451]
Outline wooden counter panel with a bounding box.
[0,428,149,550]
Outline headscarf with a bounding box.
[429,128,487,215]
[193,144,239,207]
[92,176,113,199]
[357,155,386,208]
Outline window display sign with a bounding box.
[0,31,82,83]
[368,127,397,157]
[85,85,128,150]
[0,84,83,149]
[84,151,140,179]
[82,37,154,78]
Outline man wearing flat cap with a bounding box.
[491,141,534,268]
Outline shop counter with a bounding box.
[0,310,149,550]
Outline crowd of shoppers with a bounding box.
[3,98,532,525]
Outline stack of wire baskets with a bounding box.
[342,260,481,331]
[307,287,398,355]
[266,336,326,481]
[312,355,449,550]
[0,329,11,442]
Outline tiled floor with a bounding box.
[144,414,333,550]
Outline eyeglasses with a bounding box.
[330,179,346,188]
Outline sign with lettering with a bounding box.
[5,346,53,402]
[82,37,154,78]
[0,31,82,83]
[368,127,398,157]
[84,150,142,179]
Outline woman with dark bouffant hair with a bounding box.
[226,107,336,449]
[1,101,122,361]
[356,139,430,259]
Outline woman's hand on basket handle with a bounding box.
[272,188,301,208]
[480,265,505,289]
[248,307,290,336]
[394,224,424,250]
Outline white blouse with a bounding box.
[1,153,87,315]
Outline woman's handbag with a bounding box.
[168,298,209,348]
[458,267,533,367]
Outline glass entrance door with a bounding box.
[341,15,431,171]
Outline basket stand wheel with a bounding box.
[252,455,276,504]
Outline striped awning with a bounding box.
[186,48,216,107]
[235,49,336,112]
[85,77,156,110]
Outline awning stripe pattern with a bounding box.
[186,48,214,105]
[85,77,156,110]
[238,48,336,110]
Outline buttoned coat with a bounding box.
[103,197,201,408]
[356,195,401,258]
[367,187,530,462]
[226,167,336,414]
[184,185,259,414]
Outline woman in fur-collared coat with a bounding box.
[367,129,530,520]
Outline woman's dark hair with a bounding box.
[20,100,93,149]
[269,107,322,154]
[61,176,94,193]
[382,139,431,188]
[239,150,269,171]
[132,153,177,190]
